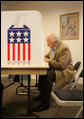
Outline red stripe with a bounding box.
[13,44,15,61]
[18,43,20,61]
[23,43,25,61]
[8,44,10,61]
[28,43,31,61]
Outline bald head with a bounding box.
[46,33,59,49]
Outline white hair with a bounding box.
[50,35,59,43]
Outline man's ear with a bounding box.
[54,41,58,45]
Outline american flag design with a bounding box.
[7,25,31,64]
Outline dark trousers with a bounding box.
[38,69,56,106]
[0,83,4,109]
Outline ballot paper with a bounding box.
[1,11,46,68]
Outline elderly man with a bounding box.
[32,33,75,112]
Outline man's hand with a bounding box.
[44,57,50,63]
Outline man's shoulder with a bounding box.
[59,41,69,50]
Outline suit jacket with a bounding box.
[45,41,75,87]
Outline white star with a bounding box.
[16,31,21,37]
[9,31,14,37]
[10,37,14,43]
[17,37,21,42]
[24,31,29,36]
[24,37,29,42]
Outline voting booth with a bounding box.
[1,11,45,67]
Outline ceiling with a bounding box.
[1,1,83,6]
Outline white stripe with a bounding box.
[15,44,18,61]
[20,43,23,62]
